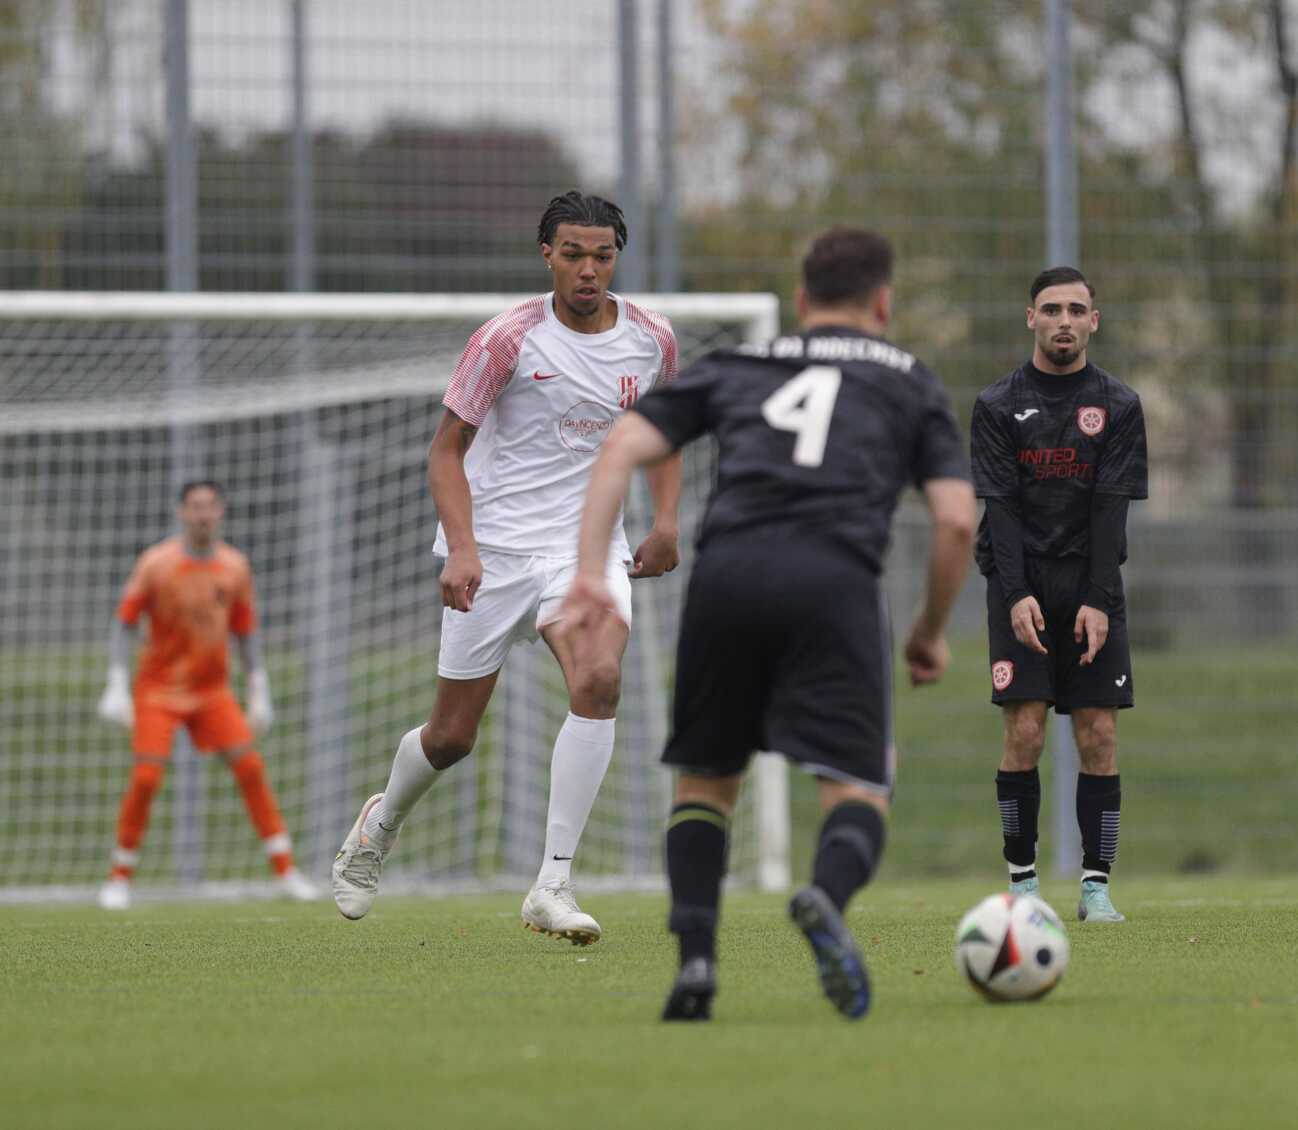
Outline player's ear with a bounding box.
[873,284,893,328]
[795,285,809,322]
[1026,306,1036,329]
[1090,308,1099,332]
[540,243,554,271]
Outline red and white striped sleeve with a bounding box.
[624,301,679,387]
[442,296,547,425]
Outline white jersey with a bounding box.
[434,291,678,562]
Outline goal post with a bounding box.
[0,289,789,902]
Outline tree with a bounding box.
[1075,0,1298,509]
[687,0,1297,513]
[0,0,117,288]
[42,118,583,294]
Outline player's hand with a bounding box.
[554,574,619,651]
[247,669,274,735]
[1074,604,1109,666]
[1010,596,1049,655]
[441,547,483,612]
[96,667,134,729]
[904,626,950,686]
[630,527,680,579]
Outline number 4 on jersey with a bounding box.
[760,365,842,467]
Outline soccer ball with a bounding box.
[954,893,1070,1002]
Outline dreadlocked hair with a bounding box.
[537,190,628,250]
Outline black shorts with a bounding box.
[663,534,894,795]
[985,557,1134,714]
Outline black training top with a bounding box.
[631,325,969,573]
[970,361,1148,574]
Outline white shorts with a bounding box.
[436,551,634,680]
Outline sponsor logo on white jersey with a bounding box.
[559,401,615,452]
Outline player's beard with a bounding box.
[559,289,602,323]
[1044,335,1083,368]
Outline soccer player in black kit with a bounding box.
[557,227,976,1021]
[971,266,1147,924]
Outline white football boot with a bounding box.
[97,877,131,911]
[277,867,320,902]
[521,878,602,946]
[332,794,395,920]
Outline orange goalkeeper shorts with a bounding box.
[132,690,253,758]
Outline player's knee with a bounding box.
[131,760,166,796]
[226,749,264,781]
[1074,711,1117,769]
[1004,708,1047,762]
[422,724,474,771]
[573,661,621,714]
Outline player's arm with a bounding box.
[1072,495,1128,667]
[98,560,149,728]
[562,413,676,633]
[227,564,274,732]
[632,452,682,578]
[428,408,483,612]
[1077,394,1148,664]
[631,324,683,578]
[96,619,137,728]
[985,498,1047,656]
[904,478,976,686]
[970,396,1046,655]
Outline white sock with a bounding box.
[534,713,615,888]
[363,727,438,844]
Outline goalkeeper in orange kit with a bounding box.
[94,480,317,908]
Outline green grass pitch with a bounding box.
[4,877,1296,1129]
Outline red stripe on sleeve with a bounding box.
[443,296,547,424]
[624,300,679,386]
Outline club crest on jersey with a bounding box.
[617,374,640,410]
[1077,406,1107,437]
[991,660,1015,692]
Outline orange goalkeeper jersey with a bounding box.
[117,537,257,709]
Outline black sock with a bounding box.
[996,768,1041,877]
[1077,772,1121,876]
[811,802,886,912]
[665,802,728,965]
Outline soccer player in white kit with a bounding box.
[332,191,682,943]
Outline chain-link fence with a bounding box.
[1,0,1295,878]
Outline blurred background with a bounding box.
[1,1,1294,895]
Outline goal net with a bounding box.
[0,291,787,903]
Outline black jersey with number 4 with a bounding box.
[631,326,969,572]
[970,362,1148,574]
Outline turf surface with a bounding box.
[4,877,1296,1129]
[5,639,1296,887]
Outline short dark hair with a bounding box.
[801,226,894,307]
[537,190,628,250]
[178,479,225,503]
[1030,266,1095,303]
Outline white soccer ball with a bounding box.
[954,893,1070,1002]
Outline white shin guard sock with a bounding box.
[364,726,439,843]
[535,713,615,888]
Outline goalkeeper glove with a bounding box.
[96,666,134,729]
[248,669,274,735]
